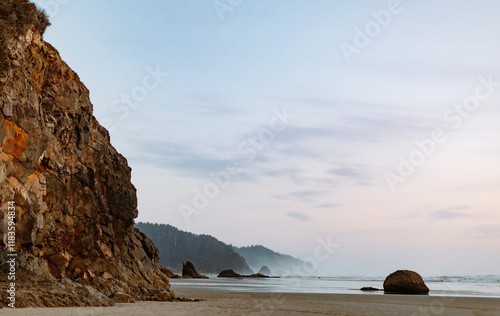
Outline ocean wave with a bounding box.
[425,275,500,284]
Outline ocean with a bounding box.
[170,275,500,298]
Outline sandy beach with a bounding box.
[2,284,500,316]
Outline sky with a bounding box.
[32,0,500,277]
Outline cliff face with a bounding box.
[0,1,173,307]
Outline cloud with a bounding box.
[274,190,326,204]
[316,203,342,209]
[261,168,304,179]
[128,141,234,177]
[128,133,280,178]
[431,206,474,220]
[287,212,311,222]
[328,167,361,178]
[470,225,500,238]
[397,206,476,221]
[277,97,438,138]
[186,94,246,117]
[289,191,323,199]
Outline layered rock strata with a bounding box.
[0,1,173,307]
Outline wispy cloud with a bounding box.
[129,141,233,177]
[328,167,361,178]
[397,206,477,221]
[431,206,474,220]
[274,190,326,204]
[185,94,246,117]
[316,203,342,209]
[469,225,500,238]
[287,211,311,222]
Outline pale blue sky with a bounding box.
[33,0,500,276]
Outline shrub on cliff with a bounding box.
[0,38,8,74]
[0,0,50,74]
[0,0,50,36]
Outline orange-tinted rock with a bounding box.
[0,2,173,307]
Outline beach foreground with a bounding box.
[2,285,500,316]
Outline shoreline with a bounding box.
[2,285,499,316]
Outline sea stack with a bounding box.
[218,269,242,277]
[182,260,208,279]
[0,1,173,307]
[258,266,272,275]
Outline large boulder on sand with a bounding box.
[383,270,429,294]
[182,260,208,279]
[258,266,272,275]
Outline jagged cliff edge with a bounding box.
[0,1,174,307]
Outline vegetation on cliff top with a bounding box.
[0,0,50,74]
[0,1,176,305]
[0,38,7,75]
[0,0,50,36]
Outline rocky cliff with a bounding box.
[0,1,174,307]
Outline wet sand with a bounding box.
[2,285,500,315]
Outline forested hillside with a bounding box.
[135,222,253,274]
[235,245,310,275]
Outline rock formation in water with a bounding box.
[234,244,309,275]
[218,269,242,278]
[258,266,272,275]
[360,287,381,291]
[383,270,429,294]
[182,260,208,279]
[135,222,254,275]
[217,269,273,278]
[0,1,173,307]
